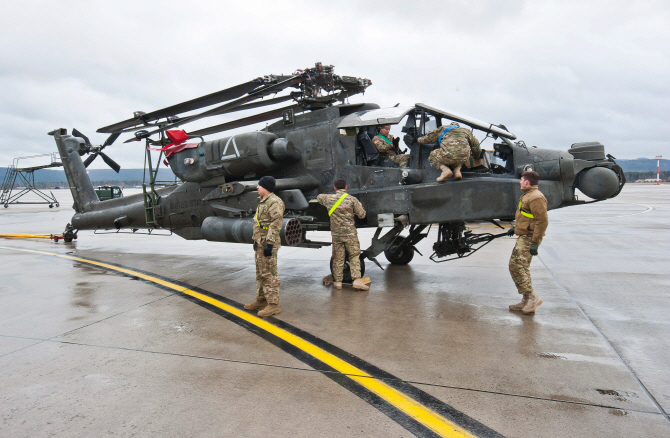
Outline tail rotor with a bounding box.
[73,129,122,173]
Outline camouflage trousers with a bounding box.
[254,244,280,304]
[428,147,468,170]
[390,154,410,168]
[332,235,361,282]
[509,235,533,294]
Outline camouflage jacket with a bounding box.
[252,192,285,246]
[418,124,481,160]
[372,134,399,157]
[317,189,366,239]
[514,186,549,244]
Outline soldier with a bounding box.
[317,178,369,291]
[372,124,410,168]
[244,176,285,317]
[507,170,548,313]
[416,122,481,182]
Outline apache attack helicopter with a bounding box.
[50,62,625,279]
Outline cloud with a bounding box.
[0,0,668,169]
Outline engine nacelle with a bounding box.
[169,132,299,183]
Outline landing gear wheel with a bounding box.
[330,251,366,283]
[385,245,415,265]
[4,204,8,208]
[62,223,77,243]
[55,203,59,208]
[49,204,54,208]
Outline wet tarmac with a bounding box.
[1,186,669,437]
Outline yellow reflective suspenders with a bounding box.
[328,193,349,216]
[518,201,535,219]
[255,205,268,229]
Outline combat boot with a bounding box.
[436,165,453,182]
[352,279,369,291]
[453,165,463,180]
[509,293,530,311]
[333,281,342,289]
[522,292,543,313]
[244,298,267,311]
[258,303,281,317]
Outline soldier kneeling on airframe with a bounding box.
[318,179,369,291]
[417,122,481,182]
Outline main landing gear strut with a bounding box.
[362,221,429,267]
[362,220,510,268]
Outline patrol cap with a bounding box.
[258,175,276,192]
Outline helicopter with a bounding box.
[50,62,625,279]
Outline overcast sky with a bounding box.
[1,0,668,169]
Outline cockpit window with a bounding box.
[423,115,437,133]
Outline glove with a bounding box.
[392,137,400,148]
[263,244,273,257]
[529,242,539,256]
[506,226,515,237]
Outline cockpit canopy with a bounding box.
[337,103,516,140]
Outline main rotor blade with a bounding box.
[126,75,304,142]
[218,94,294,115]
[115,95,296,135]
[99,152,121,173]
[83,153,97,168]
[97,79,264,134]
[72,128,91,145]
[187,104,304,138]
[102,132,121,147]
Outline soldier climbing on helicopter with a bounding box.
[416,122,482,182]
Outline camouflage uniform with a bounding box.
[252,193,285,304]
[372,134,410,168]
[417,123,481,169]
[317,189,367,282]
[509,185,549,295]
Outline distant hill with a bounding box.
[0,168,176,183]
[616,158,670,172]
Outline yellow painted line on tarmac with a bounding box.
[0,245,476,438]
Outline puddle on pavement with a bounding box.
[608,409,629,416]
[537,352,566,359]
[595,389,639,403]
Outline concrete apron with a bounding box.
[0,186,669,437]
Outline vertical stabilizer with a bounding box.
[49,128,98,213]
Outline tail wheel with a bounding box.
[330,251,366,283]
[384,246,415,265]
